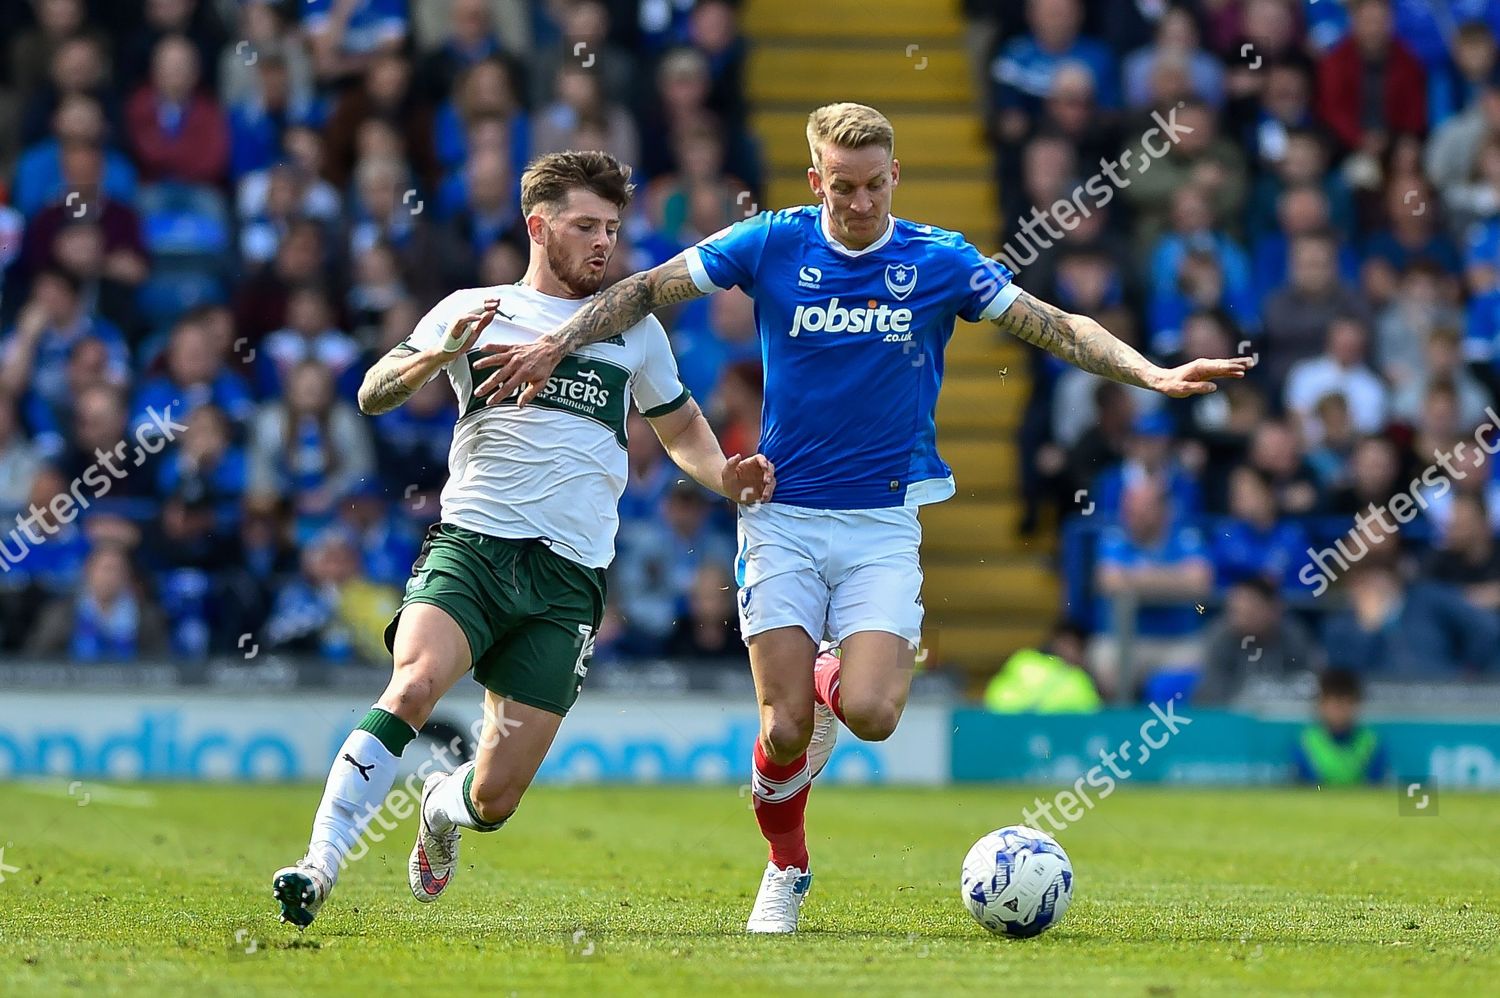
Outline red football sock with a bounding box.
[751,740,810,871]
[813,651,846,723]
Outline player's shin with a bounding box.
[305,706,417,877]
[751,740,811,871]
[423,760,508,832]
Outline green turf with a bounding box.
[2,782,1497,996]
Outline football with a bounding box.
[960,825,1075,938]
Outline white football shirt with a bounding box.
[401,282,692,568]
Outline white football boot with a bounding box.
[746,862,814,933]
[272,858,334,928]
[409,771,462,902]
[808,649,841,778]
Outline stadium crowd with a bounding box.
[0,0,760,667]
[970,0,1500,699]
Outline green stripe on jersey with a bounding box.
[461,353,632,447]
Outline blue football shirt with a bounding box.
[684,206,1019,510]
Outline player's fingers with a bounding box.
[462,310,496,349]
[516,379,545,408]
[471,343,519,369]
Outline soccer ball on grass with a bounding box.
[960,825,1074,938]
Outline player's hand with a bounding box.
[1146,356,1253,398]
[472,337,565,408]
[724,453,775,505]
[430,300,500,359]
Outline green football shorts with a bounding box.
[384,523,606,716]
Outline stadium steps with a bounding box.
[743,0,1052,685]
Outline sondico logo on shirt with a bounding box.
[789,297,914,341]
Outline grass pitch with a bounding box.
[2,783,1497,996]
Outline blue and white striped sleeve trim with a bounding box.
[682,246,724,294]
[979,282,1024,321]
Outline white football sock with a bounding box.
[424,761,507,833]
[305,728,404,878]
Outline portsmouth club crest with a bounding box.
[885,263,918,301]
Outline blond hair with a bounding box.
[805,102,895,171]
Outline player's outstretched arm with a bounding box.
[992,290,1252,397]
[645,398,776,505]
[473,254,710,407]
[356,303,496,415]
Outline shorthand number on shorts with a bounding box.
[735,503,924,646]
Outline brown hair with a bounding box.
[520,150,634,216]
[805,102,895,171]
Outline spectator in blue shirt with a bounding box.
[132,314,255,440]
[1362,180,1463,303]
[1091,410,1203,523]
[1122,5,1225,111]
[302,0,409,85]
[228,49,323,179]
[1212,466,1312,593]
[12,95,138,219]
[1428,19,1499,127]
[1091,480,1215,698]
[0,268,130,422]
[669,287,760,405]
[1147,187,1257,354]
[1252,184,1361,293]
[1324,561,1499,677]
[256,285,362,402]
[991,0,1117,141]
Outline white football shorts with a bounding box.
[733,502,924,646]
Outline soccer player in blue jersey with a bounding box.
[473,103,1251,933]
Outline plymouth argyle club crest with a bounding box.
[885,263,917,300]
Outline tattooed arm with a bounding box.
[356,303,496,415]
[473,254,709,406]
[993,289,1252,397]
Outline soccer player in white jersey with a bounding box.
[269,151,775,928]
[472,104,1251,933]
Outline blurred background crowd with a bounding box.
[0,0,761,668]
[972,0,1500,703]
[3,0,1500,707]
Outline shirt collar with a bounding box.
[819,206,895,257]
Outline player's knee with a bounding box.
[844,699,904,742]
[379,655,445,726]
[760,711,813,763]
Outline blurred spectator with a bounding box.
[983,619,1101,712]
[1251,183,1359,294]
[1128,102,1249,253]
[19,142,149,294]
[1315,0,1426,154]
[1090,480,1214,696]
[1091,410,1201,521]
[1212,466,1312,593]
[220,1,315,109]
[1197,578,1323,705]
[1427,72,1500,197]
[1416,431,1500,534]
[1145,185,1255,353]
[303,0,410,86]
[1376,263,1464,389]
[1305,393,1360,491]
[670,287,759,405]
[644,122,749,248]
[1390,326,1494,427]
[711,360,762,460]
[12,95,138,219]
[1327,434,1403,519]
[532,63,640,169]
[258,285,362,401]
[125,35,230,186]
[265,527,400,664]
[234,219,328,343]
[1424,492,1500,611]
[665,561,748,667]
[336,482,421,589]
[991,0,1116,143]
[1122,5,1225,111]
[7,0,96,100]
[1261,232,1372,389]
[1284,317,1390,437]
[132,314,254,435]
[1229,60,1317,173]
[612,481,734,655]
[20,34,119,148]
[246,361,376,537]
[414,0,505,102]
[433,56,529,179]
[530,0,636,110]
[1291,669,1387,786]
[47,218,147,343]
[0,391,41,519]
[1324,562,1497,677]
[1246,419,1323,516]
[25,543,170,659]
[1,267,130,423]
[1362,180,1461,304]
[228,48,322,180]
[1246,127,1354,243]
[154,403,246,524]
[115,0,226,97]
[325,53,437,190]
